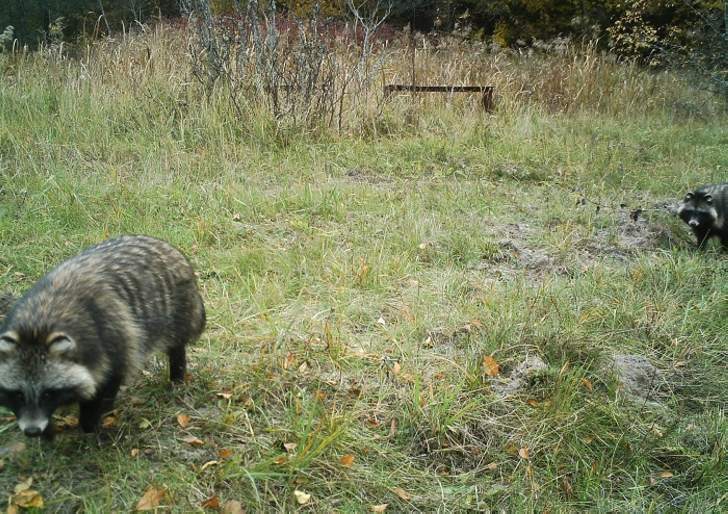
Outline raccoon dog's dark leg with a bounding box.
[168,345,186,383]
[693,228,711,249]
[79,373,123,432]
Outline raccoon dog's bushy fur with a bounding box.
[0,236,206,438]
[677,183,728,249]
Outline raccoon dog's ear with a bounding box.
[0,332,18,354]
[46,333,76,357]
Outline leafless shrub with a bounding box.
[181,0,392,131]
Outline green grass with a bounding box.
[0,27,726,513]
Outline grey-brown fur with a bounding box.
[0,292,16,323]
[677,183,728,249]
[0,235,205,437]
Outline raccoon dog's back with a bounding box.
[0,235,205,435]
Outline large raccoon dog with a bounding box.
[677,183,728,249]
[0,236,206,438]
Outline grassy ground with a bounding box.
[0,25,726,513]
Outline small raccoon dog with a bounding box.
[0,236,206,438]
[677,183,728,249]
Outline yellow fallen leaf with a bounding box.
[177,414,191,428]
[222,500,244,514]
[273,455,287,465]
[136,486,167,511]
[102,415,118,429]
[581,378,593,392]
[200,460,219,471]
[138,419,153,429]
[293,490,311,505]
[391,487,412,501]
[201,495,221,509]
[526,399,539,407]
[218,448,233,460]
[339,454,355,468]
[217,391,233,400]
[392,362,401,375]
[371,504,388,513]
[14,477,32,494]
[182,436,204,447]
[283,442,298,453]
[13,489,44,509]
[485,462,498,471]
[658,470,674,479]
[518,447,530,460]
[482,355,500,377]
[131,448,140,458]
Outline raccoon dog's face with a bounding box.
[0,330,95,437]
[678,191,718,229]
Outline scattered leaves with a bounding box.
[482,355,500,377]
[130,448,140,458]
[518,447,530,460]
[177,414,191,428]
[217,391,233,400]
[218,448,233,460]
[138,418,153,429]
[273,455,288,465]
[293,490,311,505]
[486,462,498,471]
[222,500,244,514]
[201,496,221,509]
[391,362,401,376]
[135,486,167,511]
[580,378,593,392]
[182,435,204,447]
[391,487,412,501]
[339,454,355,468]
[658,470,674,479]
[371,504,388,512]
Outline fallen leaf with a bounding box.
[14,477,32,494]
[389,418,398,438]
[273,455,287,465]
[482,355,500,377]
[222,500,244,514]
[297,361,308,373]
[131,448,140,458]
[12,489,44,509]
[136,486,167,511]
[138,418,153,429]
[102,415,118,429]
[182,435,204,447]
[283,352,295,370]
[376,316,386,326]
[283,442,297,453]
[518,447,530,460]
[218,448,233,460]
[561,477,573,498]
[232,213,242,221]
[200,460,219,471]
[580,378,593,392]
[657,470,674,479]
[201,496,221,509]
[371,504,388,512]
[391,362,401,375]
[527,399,539,407]
[217,391,233,400]
[391,487,412,501]
[177,414,191,428]
[339,454,355,468]
[293,490,311,505]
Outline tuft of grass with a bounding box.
[0,22,725,513]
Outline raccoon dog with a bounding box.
[677,183,728,249]
[0,236,205,438]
